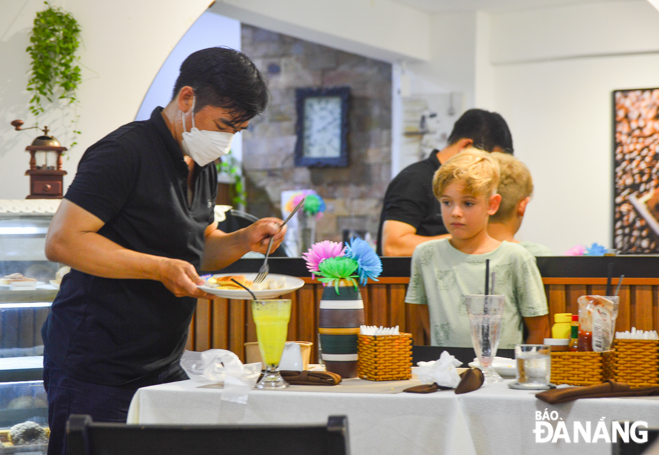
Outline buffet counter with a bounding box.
[188,256,659,363]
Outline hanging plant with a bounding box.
[26,2,82,147]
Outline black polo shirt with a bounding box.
[42,107,217,386]
[376,150,448,255]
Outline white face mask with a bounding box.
[180,97,234,167]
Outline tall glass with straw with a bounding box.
[466,259,506,383]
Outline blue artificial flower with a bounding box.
[344,237,382,286]
[585,242,607,256]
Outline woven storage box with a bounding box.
[613,339,659,388]
[357,333,412,381]
[551,351,614,386]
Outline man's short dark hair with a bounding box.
[173,47,268,124]
[446,108,514,154]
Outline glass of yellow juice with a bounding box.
[252,299,292,389]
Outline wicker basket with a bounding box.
[357,333,412,381]
[550,351,614,386]
[613,339,659,388]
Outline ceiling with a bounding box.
[391,0,642,14]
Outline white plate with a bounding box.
[469,357,517,378]
[198,273,305,299]
[49,280,60,289]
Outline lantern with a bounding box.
[11,120,67,199]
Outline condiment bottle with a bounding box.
[568,314,579,352]
[551,313,572,339]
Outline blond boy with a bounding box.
[405,150,549,348]
[488,152,553,256]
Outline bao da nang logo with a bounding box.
[534,409,648,444]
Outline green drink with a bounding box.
[252,299,292,389]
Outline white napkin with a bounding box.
[360,325,400,335]
[180,349,261,404]
[412,351,462,388]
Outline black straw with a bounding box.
[605,262,614,296]
[615,275,625,296]
[231,278,257,300]
[485,259,490,295]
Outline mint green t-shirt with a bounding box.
[519,240,553,256]
[405,239,548,349]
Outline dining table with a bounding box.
[126,373,659,455]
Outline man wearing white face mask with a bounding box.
[41,47,282,455]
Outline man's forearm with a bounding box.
[383,233,450,256]
[46,230,164,280]
[200,229,250,271]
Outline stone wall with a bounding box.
[240,24,392,246]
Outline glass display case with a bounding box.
[0,199,62,454]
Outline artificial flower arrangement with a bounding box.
[564,242,608,256]
[286,190,326,219]
[302,238,383,293]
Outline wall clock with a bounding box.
[294,86,350,167]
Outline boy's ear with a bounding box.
[517,197,530,218]
[487,193,502,216]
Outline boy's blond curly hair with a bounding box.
[432,148,500,200]
[489,152,533,223]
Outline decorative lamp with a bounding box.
[11,119,67,199]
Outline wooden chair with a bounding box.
[67,414,349,455]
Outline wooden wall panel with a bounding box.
[632,285,653,331]
[211,298,229,349]
[194,298,211,352]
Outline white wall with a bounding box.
[0,0,213,199]
[488,0,659,254]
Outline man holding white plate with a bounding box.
[41,47,286,455]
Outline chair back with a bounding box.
[67,414,349,455]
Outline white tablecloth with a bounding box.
[127,378,659,455]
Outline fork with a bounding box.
[254,197,306,283]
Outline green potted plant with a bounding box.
[216,152,247,208]
[26,1,82,149]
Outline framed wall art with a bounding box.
[613,88,659,253]
[294,86,350,167]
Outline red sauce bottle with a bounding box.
[578,329,593,351]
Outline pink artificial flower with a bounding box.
[564,245,586,256]
[302,240,346,278]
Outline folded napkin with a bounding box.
[180,349,261,404]
[536,380,659,404]
[404,368,484,394]
[278,370,342,386]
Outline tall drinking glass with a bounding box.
[252,299,292,389]
[466,294,505,383]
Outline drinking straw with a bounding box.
[615,275,625,296]
[231,278,257,300]
[605,262,614,296]
[485,259,490,295]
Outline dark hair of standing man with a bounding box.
[172,47,269,124]
[447,108,514,154]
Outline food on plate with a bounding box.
[204,275,287,291]
[251,277,287,291]
[51,266,71,285]
[206,275,252,289]
[0,273,37,285]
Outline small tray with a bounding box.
[508,381,556,390]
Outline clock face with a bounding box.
[302,96,342,158]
